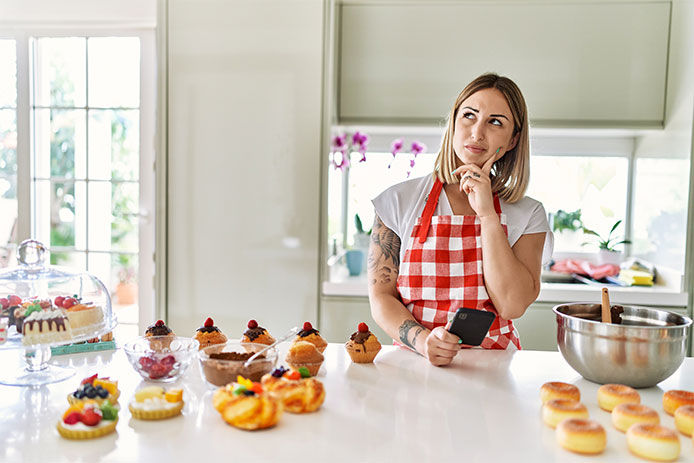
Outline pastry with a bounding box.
[556,418,606,455]
[597,383,640,411]
[0,294,22,326]
[67,374,120,406]
[674,405,694,436]
[611,403,659,432]
[286,340,324,376]
[345,322,381,363]
[627,424,680,461]
[129,386,184,420]
[261,366,325,414]
[212,376,282,430]
[293,321,327,353]
[540,381,580,404]
[22,308,73,345]
[663,389,694,416]
[542,399,589,429]
[241,319,275,345]
[64,302,104,336]
[145,319,175,351]
[56,400,119,439]
[194,317,227,349]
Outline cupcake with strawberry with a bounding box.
[241,319,275,345]
[129,386,184,420]
[292,321,327,353]
[345,322,381,363]
[57,400,119,439]
[194,317,227,349]
[145,319,176,350]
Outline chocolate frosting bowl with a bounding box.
[554,303,692,388]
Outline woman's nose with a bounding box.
[471,122,485,141]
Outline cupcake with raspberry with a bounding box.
[194,317,227,349]
[345,322,381,363]
[145,319,175,351]
[292,321,327,353]
[241,319,275,345]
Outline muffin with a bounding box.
[345,322,381,363]
[286,341,324,376]
[145,319,175,351]
[194,317,227,349]
[293,321,327,353]
[129,386,184,420]
[241,319,275,345]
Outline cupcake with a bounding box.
[194,317,227,349]
[241,319,275,345]
[145,319,175,351]
[345,322,381,363]
[57,401,119,440]
[212,376,282,430]
[286,341,324,376]
[129,386,184,420]
[293,321,327,353]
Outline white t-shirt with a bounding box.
[372,174,554,266]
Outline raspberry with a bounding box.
[139,356,155,369]
[160,355,176,366]
[81,408,102,426]
[81,374,98,385]
[155,319,165,327]
[149,363,169,379]
[247,319,258,329]
[303,321,313,331]
[358,322,368,333]
[63,412,83,425]
[204,317,214,327]
[8,295,21,306]
[54,296,65,307]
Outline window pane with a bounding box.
[46,181,76,248]
[88,37,140,108]
[88,109,140,181]
[0,109,17,181]
[527,156,629,253]
[34,38,86,107]
[33,109,86,179]
[50,250,85,269]
[112,182,139,252]
[632,158,689,272]
[0,40,16,107]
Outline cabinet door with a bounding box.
[339,2,669,126]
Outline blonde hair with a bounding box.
[434,73,530,203]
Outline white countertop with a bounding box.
[2,344,694,462]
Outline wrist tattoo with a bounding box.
[399,319,423,350]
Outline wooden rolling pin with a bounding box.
[601,287,611,323]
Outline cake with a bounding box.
[129,386,184,420]
[145,319,175,351]
[22,308,72,345]
[63,299,105,336]
[212,376,282,430]
[194,317,227,349]
[261,366,325,413]
[67,374,120,406]
[56,400,119,440]
[286,340,324,376]
[345,322,381,363]
[241,319,275,345]
[0,294,22,327]
[293,321,327,353]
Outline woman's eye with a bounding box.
[490,118,502,126]
[463,112,475,120]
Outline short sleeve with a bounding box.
[524,201,554,266]
[372,187,401,239]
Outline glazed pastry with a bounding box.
[22,308,73,345]
[145,319,175,351]
[345,322,381,363]
[542,399,589,429]
[674,405,694,436]
[194,317,227,349]
[556,418,606,455]
[540,382,580,404]
[293,321,327,353]
[67,374,120,406]
[627,424,680,461]
[286,341,324,376]
[241,319,275,345]
[129,386,184,420]
[261,366,325,414]
[611,403,659,432]
[212,376,282,430]
[663,389,694,416]
[56,400,119,440]
[597,383,640,411]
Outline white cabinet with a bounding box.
[339,2,670,127]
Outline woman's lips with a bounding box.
[465,145,486,155]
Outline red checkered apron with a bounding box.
[396,178,521,350]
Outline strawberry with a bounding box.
[358,322,369,333]
[148,363,169,379]
[247,319,258,329]
[62,297,78,309]
[160,355,176,367]
[250,383,263,394]
[155,319,165,327]
[303,321,313,331]
[139,356,154,369]
[0,298,8,309]
[81,374,98,385]
[54,296,65,307]
[8,295,21,306]
[63,411,83,425]
[81,408,102,426]
[204,317,214,327]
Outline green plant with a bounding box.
[582,219,631,251]
[354,214,371,235]
[552,209,583,233]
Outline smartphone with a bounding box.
[447,308,496,346]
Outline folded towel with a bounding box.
[550,259,620,281]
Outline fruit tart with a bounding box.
[56,400,119,439]
[129,386,184,420]
[145,319,175,350]
[261,366,325,413]
[292,321,327,353]
[194,317,227,349]
[241,319,275,345]
[67,374,120,406]
[212,376,282,430]
[345,322,381,363]
[286,340,324,376]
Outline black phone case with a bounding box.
[447,308,496,346]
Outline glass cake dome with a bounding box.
[0,239,117,386]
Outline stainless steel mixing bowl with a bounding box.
[554,303,692,388]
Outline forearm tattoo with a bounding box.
[399,319,424,351]
[368,216,401,285]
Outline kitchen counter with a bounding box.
[2,344,694,462]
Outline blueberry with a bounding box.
[72,391,79,397]
[98,389,108,398]
[242,390,256,396]
[86,390,96,398]
[76,391,85,399]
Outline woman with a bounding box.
[368,73,553,366]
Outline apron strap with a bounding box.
[417,179,444,244]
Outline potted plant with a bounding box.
[550,209,583,250]
[114,254,137,305]
[582,219,631,265]
[353,214,371,250]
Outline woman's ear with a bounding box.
[507,132,520,152]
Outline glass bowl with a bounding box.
[198,341,277,386]
[124,336,199,382]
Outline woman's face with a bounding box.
[452,88,518,169]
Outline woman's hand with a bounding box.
[418,325,461,367]
[452,155,497,218]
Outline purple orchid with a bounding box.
[331,134,347,151]
[411,141,426,156]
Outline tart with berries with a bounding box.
[345,322,381,363]
[145,319,176,351]
[286,340,324,376]
[67,374,120,406]
[194,317,227,349]
[292,321,327,353]
[261,366,325,413]
[129,386,184,420]
[56,400,119,439]
[212,376,282,430]
[241,319,275,345]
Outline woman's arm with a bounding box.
[368,215,461,365]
